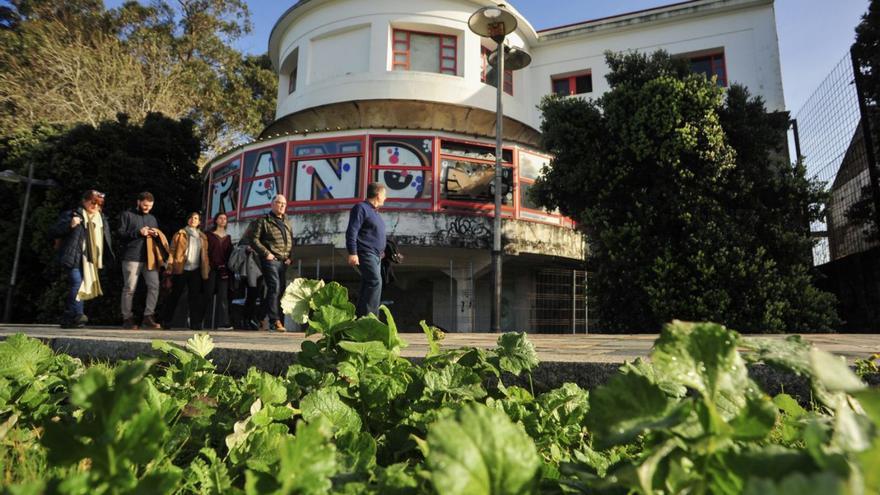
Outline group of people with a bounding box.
[51,182,390,331]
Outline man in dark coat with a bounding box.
[346,182,387,318]
[49,190,114,328]
[117,191,163,329]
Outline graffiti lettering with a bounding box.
[210,175,237,217]
[293,157,360,201]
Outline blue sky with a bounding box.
[107,0,870,113]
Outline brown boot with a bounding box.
[122,317,138,330]
[258,319,268,331]
[142,315,161,330]
[273,320,286,332]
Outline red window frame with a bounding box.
[551,71,592,96]
[285,135,367,213]
[438,137,516,216]
[687,51,727,86]
[392,29,457,75]
[239,143,286,218]
[481,45,513,96]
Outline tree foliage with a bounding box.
[0,113,201,324]
[0,0,276,160]
[532,50,838,333]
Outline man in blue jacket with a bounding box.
[49,190,114,328]
[346,182,387,317]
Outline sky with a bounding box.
[108,0,871,114]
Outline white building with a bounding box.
[203,0,785,332]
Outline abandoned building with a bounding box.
[202,0,786,332]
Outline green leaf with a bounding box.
[0,333,55,380]
[420,320,445,357]
[186,333,215,359]
[585,368,687,449]
[809,348,866,393]
[241,368,288,406]
[186,448,233,495]
[496,332,539,376]
[741,335,813,376]
[377,463,420,495]
[299,388,362,436]
[281,278,325,324]
[424,363,487,401]
[729,391,777,441]
[277,419,338,495]
[426,403,540,495]
[338,341,390,363]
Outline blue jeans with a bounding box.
[64,267,84,321]
[261,260,286,324]
[356,251,382,318]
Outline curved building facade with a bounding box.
[202,0,784,332]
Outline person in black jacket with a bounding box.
[49,190,114,328]
[117,191,163,329]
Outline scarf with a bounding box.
[183,226,201,271]
[77,210,103,301]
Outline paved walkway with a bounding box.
[1,324,877,363]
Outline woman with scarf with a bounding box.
[50,190,114,328]
[161,211,209,330]
[204,212,233,329]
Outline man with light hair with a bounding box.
[346,182,387,317]
[247,194,294,331]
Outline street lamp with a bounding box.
[469,4,531,332]
[1,164,57,322]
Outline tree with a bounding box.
[847,0,880,244]
[532,51,838,333]
[0,0,277,162]
[0,113,201,324]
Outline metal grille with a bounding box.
[794,51,880,265]
[529,268,588,333]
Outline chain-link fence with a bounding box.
[793,50,880,266]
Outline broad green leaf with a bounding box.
[809,348,866,393]
[377,463,420,494]
[338,341,390,363]
[741,335,813,375]
[496,332,539,376]
[379,305,408,350]
[773,393,807,419]
[424,363,487,401]
[242,368,287,406]
[586,368,687,449]
[186,333,215,358]
[0,333,55,380]
[426,403,540,495]
[281,278,325,324]
[277,419,337,495]
[652,321,746,401]
[337,430,377,473]
[635,438,681,495]
[620,358,687,398]
[729,391,777,441]
[311,281,353,312]
[299,388,362,436]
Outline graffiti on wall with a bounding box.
[242,144,285,209]
[209,157,240,218]
[291,140,362,202]
[372,138,432,199]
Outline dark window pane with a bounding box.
[689,56,713,79]
[574,74,592,94]
[551,78,570,95]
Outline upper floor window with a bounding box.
[285,47,299,94]
[392,29,457,75]
[687,51,727,86]
[481,46,513,95]
[551,71,592,96]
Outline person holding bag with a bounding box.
[161,212,210,330]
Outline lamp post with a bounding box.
[468,4,531,332]
[1,164,57,322]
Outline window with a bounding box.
[371,137,434,210]
[481,46,513,95]
[551,71,592,96]
[208,156,241,221]
[240,144,285,217]
[288,138,364,211]
[687,51,727,86]
[288,67,298,94]
[285,47,299,94]
[392,29,457,75]
[440,139,514,207]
